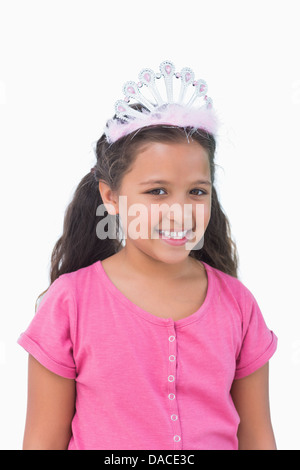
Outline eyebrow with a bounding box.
[139,179,212,186]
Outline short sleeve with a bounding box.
[234,286,277,380]
[17,275,77,379]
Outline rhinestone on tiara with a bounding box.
[105,60,218,143]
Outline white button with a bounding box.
[169,355,176,362]
[168,393,175,400]
[168,375,175,382]
[171,414,178,421]
[168,335,175,342]
[174,435,181,442]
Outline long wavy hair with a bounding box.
[35,122,239,311]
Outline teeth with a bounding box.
[159,230,188,239]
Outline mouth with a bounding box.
[156,229,194,240]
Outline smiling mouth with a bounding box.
[156,229,194,240]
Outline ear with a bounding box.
[98,181,119,216]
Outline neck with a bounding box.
[115,243,201,283]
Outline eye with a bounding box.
[190,188,207,196]
[146,188,166,196]
[146,188,207,196]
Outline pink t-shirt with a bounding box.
[18,260,277,450]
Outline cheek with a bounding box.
[124,200,154,239]
[192,200,211,236]
[189,200,211,229]
[203,201,211,227]
[131,201,163,233]
[149,203,162,231]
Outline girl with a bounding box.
[18,61,277,450]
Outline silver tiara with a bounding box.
[105,60,218,143]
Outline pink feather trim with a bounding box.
[105,104,219,143]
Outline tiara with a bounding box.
[104,60,219,143]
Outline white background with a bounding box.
[0,0,299,450]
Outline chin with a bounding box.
[147,244,192,265]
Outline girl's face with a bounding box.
[101,139,212,265]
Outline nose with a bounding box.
[164,201,194,231]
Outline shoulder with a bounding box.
[203,261,259,320]
[203,261,252,297]
[37,261,100,310]
[57,260,100,292]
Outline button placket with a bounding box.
[167,325,182,450]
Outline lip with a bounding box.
[155,229,194,246]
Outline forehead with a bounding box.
[125,141,211,181]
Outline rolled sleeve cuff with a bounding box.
[17,333,77,379]
[234,332,278,380]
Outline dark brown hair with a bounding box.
[35,123,239,311]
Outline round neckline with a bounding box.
[95,258,213,328]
